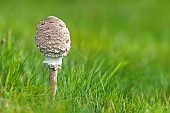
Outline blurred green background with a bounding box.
[0,0,170,112]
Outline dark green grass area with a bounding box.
[0,0,170,112]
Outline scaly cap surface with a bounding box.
[35,16,70,57]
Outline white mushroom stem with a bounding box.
[43,56,63,96]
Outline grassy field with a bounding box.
[0,0,170,112]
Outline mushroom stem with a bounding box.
[48,68,58,97]
[44,57,62,97]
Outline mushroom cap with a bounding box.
[35,16,70,57]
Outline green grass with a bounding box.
[0,0,170,112]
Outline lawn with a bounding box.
[0,0,170,112]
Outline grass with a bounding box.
[0,0,170,112]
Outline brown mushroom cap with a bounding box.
[35,16,70,57]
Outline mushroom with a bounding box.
[35,16,70,97]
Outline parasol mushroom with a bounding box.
[35,16,70,97]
